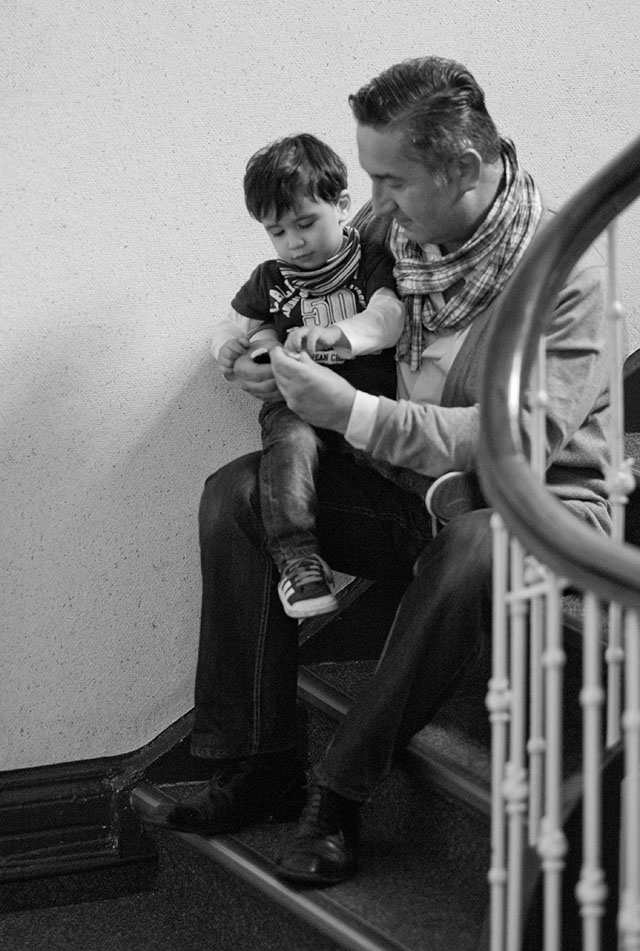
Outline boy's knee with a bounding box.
[261,406,319,455]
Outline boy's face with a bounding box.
[261,193,350,269]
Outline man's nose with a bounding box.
[371,181,395,216]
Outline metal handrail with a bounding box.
[478,134,640,608]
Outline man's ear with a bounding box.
[337,189,351,221]
[456,149,482,195]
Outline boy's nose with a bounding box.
[288,234,305,249]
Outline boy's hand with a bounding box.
[285,324,349,355]
[284,327,308,353]
[217,336,250,378]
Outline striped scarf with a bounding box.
[278,226,361,294]
[392,139,542,371]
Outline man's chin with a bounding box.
[395,219,424,242]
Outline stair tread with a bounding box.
[131,611,593,951]
[302,651,586,797]
[302,659,492,778]
[141,778,490,951]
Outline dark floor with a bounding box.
[0,600,498,951]
[0,831,343,951]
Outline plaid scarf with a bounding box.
[278,226,361,295]
[392,139,542,370]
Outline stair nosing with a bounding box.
[131,785,415,951]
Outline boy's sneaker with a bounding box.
[425,470,486,526]
[278,555,338,618]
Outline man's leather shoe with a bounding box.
[276,784,359,886]
[137,756,306,836]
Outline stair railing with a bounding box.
[478,135,640,951]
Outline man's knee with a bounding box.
[414,508,493,579]
[199,452,262,545]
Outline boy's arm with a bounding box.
[330,206,402,356]
[215,260,283,361]
[212,309,280,377]
[247,323,281,349]
[286,289,404,357]
[333,288,405,356]
[211,309,273,360]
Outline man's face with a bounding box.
[356,123,465,250]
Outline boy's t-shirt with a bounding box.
[231,231,397,399]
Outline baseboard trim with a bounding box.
[0,710,201,892]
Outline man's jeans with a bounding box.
[314,508,492,800]
[192,448,492,801]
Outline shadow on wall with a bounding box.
[1,317,260,769]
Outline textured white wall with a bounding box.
[3,0,640,769]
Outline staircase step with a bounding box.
[129,602,594,951]
[131,778,490,951]
[131,652,498,951]
[130,653,495,951]
[298,662,491,814]
[132,785,403,951]
[300,613,588,813]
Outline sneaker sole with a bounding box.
[279,593,338,619]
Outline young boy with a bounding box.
[211,134,405,618]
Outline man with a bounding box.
[144,56,611,888]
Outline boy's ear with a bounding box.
[337,189,351,221]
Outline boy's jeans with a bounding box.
[191,447,493,802]
[257,399,438,574]
[257,400,334,573]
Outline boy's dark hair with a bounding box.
[348,56,502,175]
[243,133,348,222]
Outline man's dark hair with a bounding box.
[348,56,502,173]
[243,133,348,222]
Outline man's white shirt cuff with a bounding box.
[345,390,380,450]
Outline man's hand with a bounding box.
[231,350,282,402]
[270,346,356,432]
